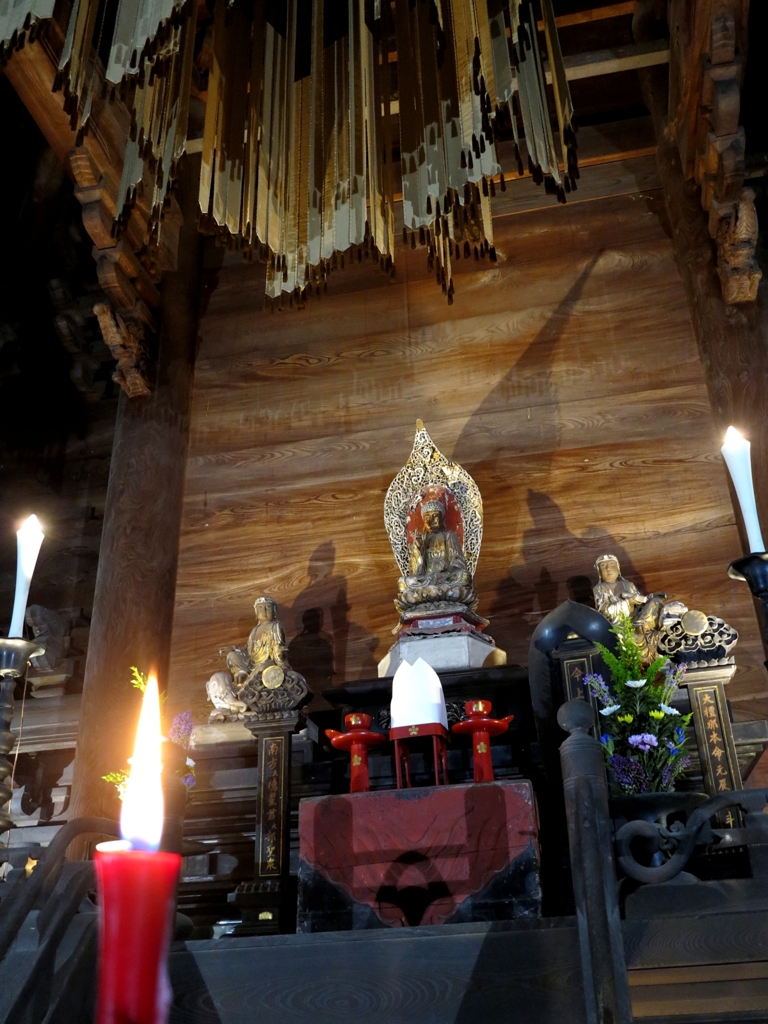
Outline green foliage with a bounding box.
[102,769,129,800]
[585,614,692,795]
[103,667,194,801]
[594,614,666,687]
[130,666,148,692]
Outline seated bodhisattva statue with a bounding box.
[206,595,309,722]
[222,595,287,685]
[592,554,647,624]
[591,552,740,668]
[395,498,478,615]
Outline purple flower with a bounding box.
[169,710,194,750]
[661,755,690,790]
[585,673,611,707]
[628,733,658,753]
[609,754,650,794]
[180,773,196,790]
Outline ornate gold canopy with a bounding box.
[384,421,483,577]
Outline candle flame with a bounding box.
[120,674,164,851]
[723,425,747,450]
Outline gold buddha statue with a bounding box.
[395,498,478,615]
[207,595,309,721]
[221,595,287,685]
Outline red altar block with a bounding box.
[297,781,540,931]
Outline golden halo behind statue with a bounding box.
[384,421,483,577]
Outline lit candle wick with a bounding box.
[9,515,44,638]
[721,426,765,554]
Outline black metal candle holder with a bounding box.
[728,553,768,666]
[0,638,44,834]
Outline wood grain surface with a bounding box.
[169,919,586,1024]
[167,185,766,724]
[167,912,768,1024]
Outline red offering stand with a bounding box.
[451,700,514,782]
[326,713,386,792]
[389,722,449,788]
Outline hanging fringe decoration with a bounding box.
[199,0,394,307]
[0,0,55,64]
[497,0,578,199]
[38,0,576,306]
[105,0,188,85]
[395,0,501,303]
[115,1,197,243]
[392,0,576,302]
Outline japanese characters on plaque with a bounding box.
[258,735,284,878]
[690,683,742,828]
[551,638,603,720]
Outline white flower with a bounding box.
[659,704,680,716]
[625,679,646,689]
[600,704,621,715]
[186,757,196,767]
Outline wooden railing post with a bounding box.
[558,698,632,1024]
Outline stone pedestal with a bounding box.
[297,780,540,932]
[682,664,742,826]
[378,631,506,677]
[231,714,297,934]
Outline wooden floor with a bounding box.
[167,162,766,723]
[168,912,768,1024]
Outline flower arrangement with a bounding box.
[102,668,196,797]
[585,615,692,795]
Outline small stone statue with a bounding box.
[395,498,479,615]
[206,596,309,723]
[24,606,74,697]
[592,555,647,623]
[716,188,762,305]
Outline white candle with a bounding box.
[721,426,765,553]
[8,515,45,638]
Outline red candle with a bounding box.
[94,675,181,1024]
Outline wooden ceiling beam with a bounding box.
[383,40,669,114]
[536,1,638,30]
[548,38,669,83]
[384,3,641,62]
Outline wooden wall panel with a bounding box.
[168,190,766,724]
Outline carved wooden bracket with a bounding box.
[693,9,760,303]
[668,1,759,305]
[93,302,151,398]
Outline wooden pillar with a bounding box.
[67,156,202,829]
